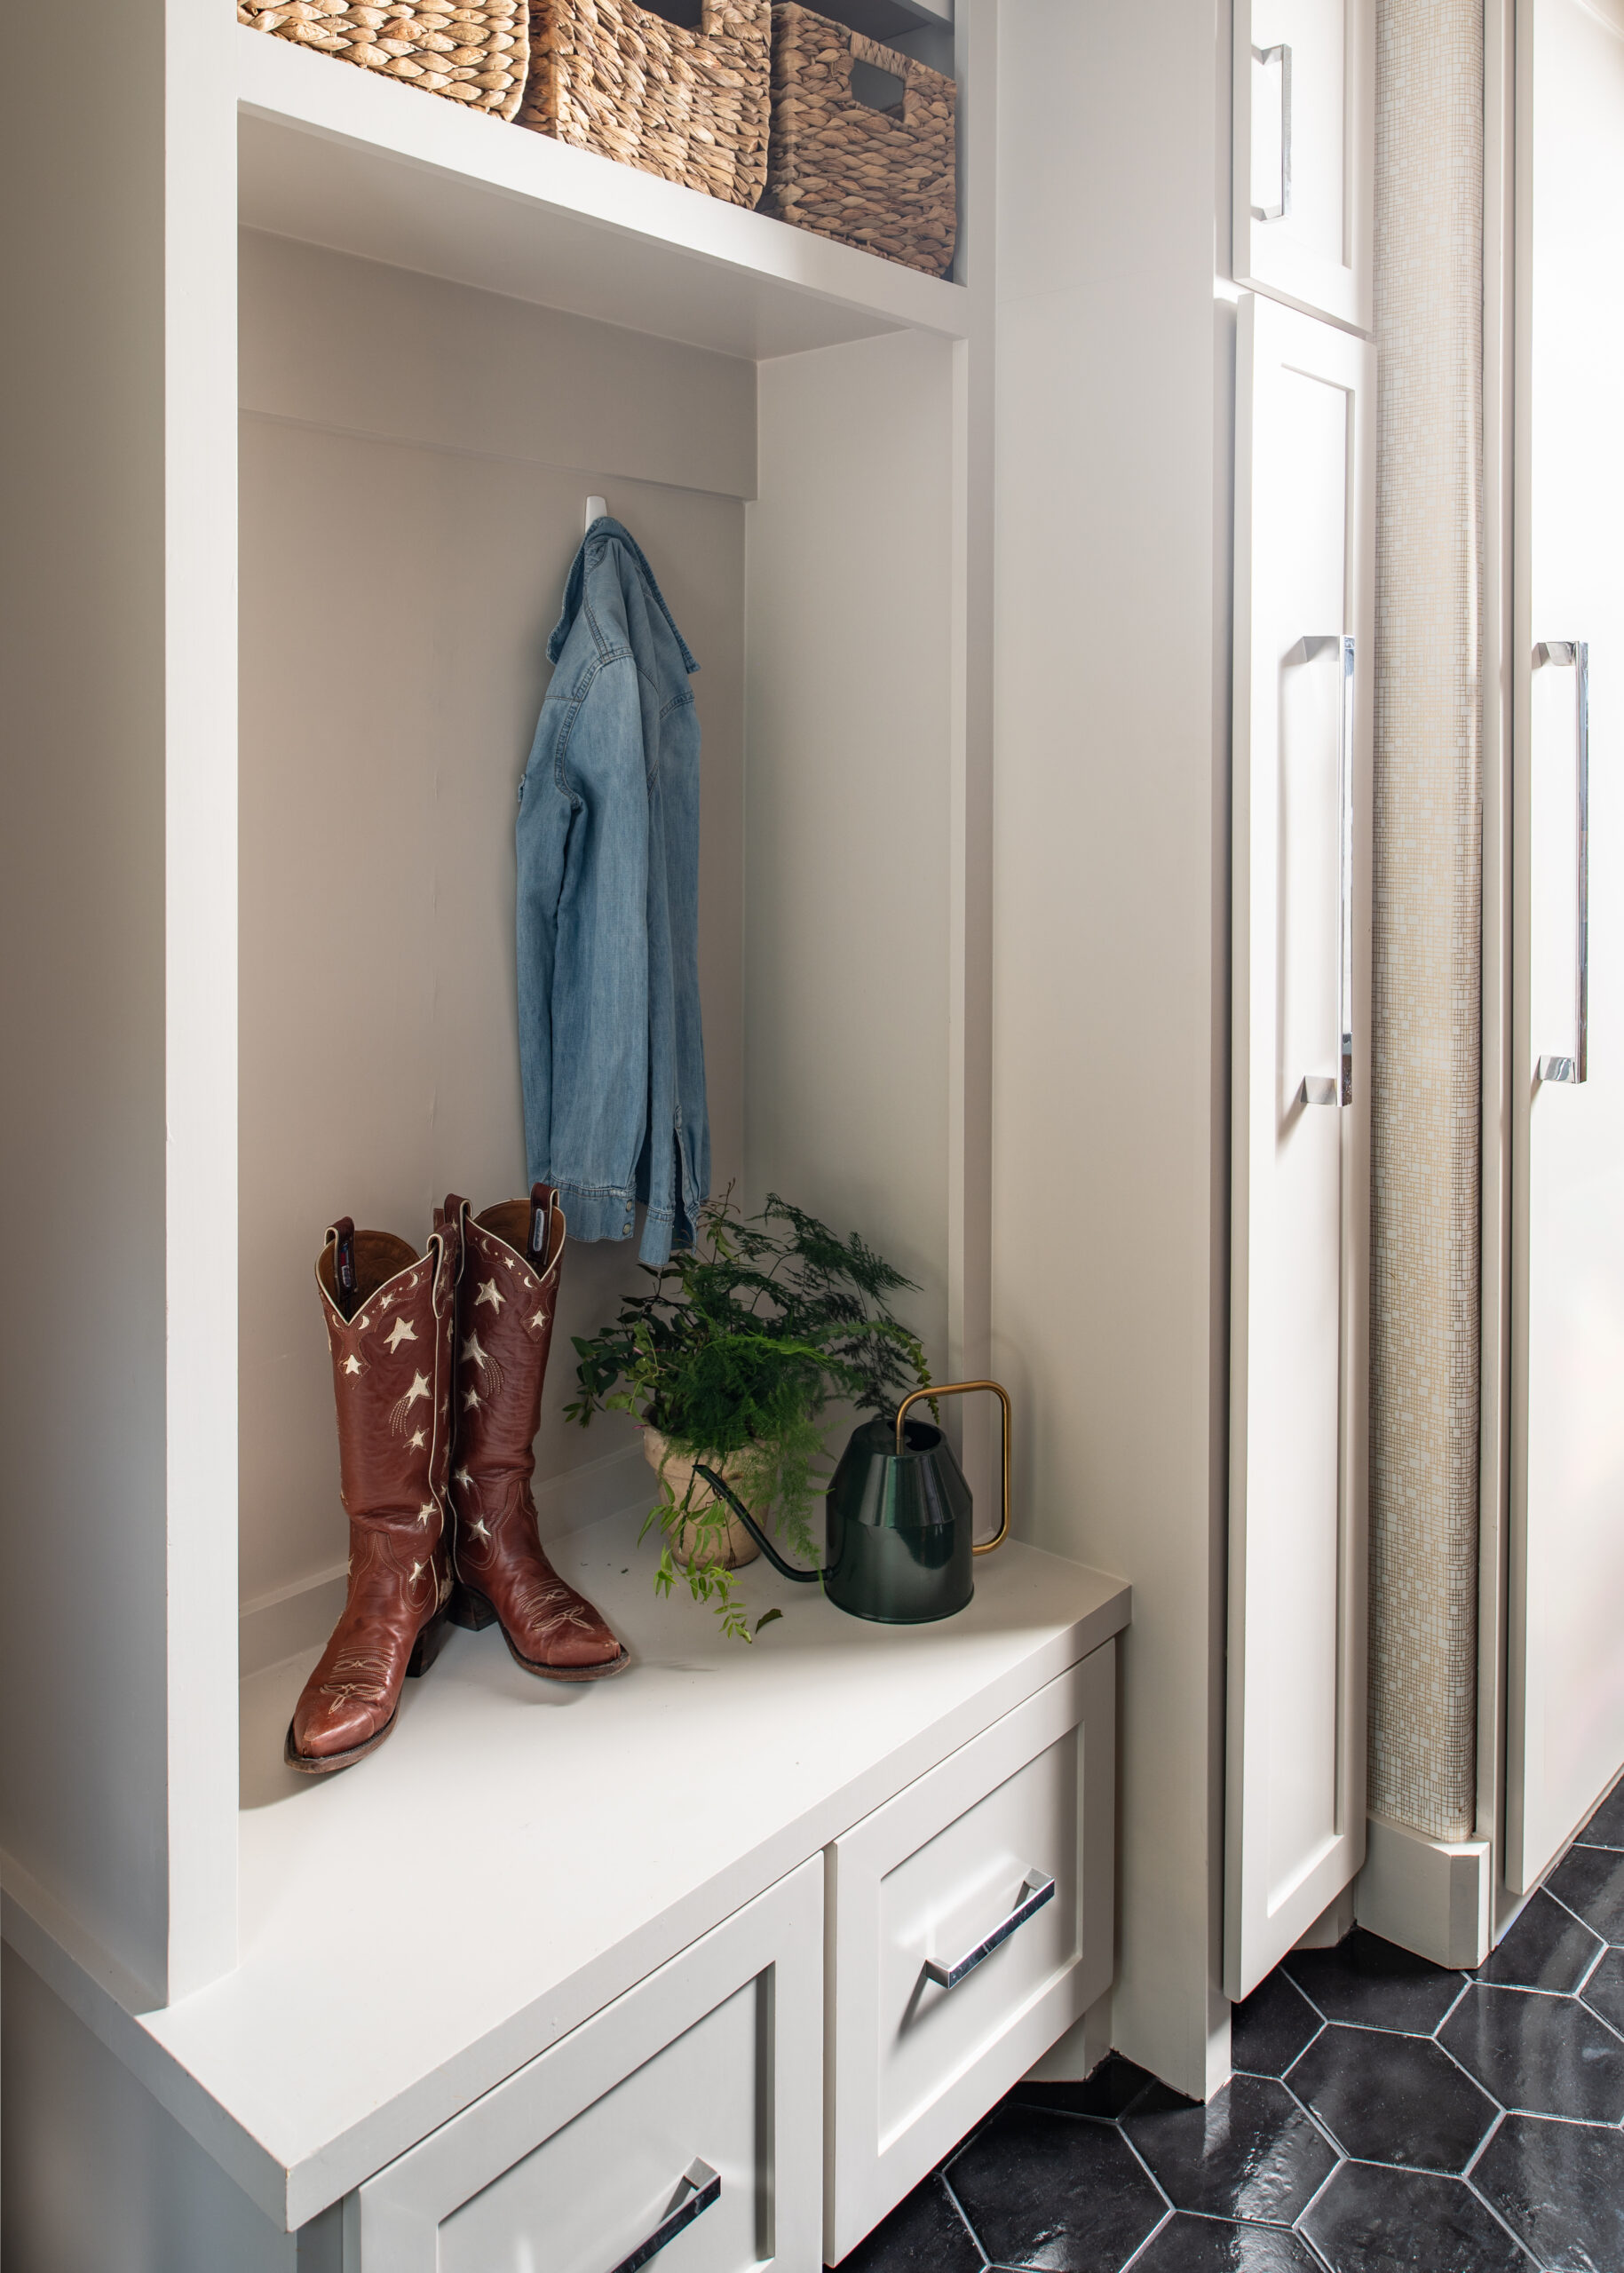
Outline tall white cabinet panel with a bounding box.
[1232,0,1374,334]
[1227,294,1374,2001]
[350,1863,823,2272]
[1507,0,1624,1895]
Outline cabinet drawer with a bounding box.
[1232,0,1374,332]
[824,1647,1115,2261]
[352,1860,822,2273]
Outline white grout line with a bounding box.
[1279,1968,1336,2029]
[936,2163,991,2266]
[1113,2207,1174,2272]
[1477,2103,1624,2134]
[1462,2168,1546,2266]
[1291,2146,1347,2217]
[1461,2106,1506,2180]
[1541,1881,1616,1944]
[1278,2067,1351,2166]
[1431,2021,1503,2108]
[1114,2114,1177,2217]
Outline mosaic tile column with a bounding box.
[1367,0,1484,1843]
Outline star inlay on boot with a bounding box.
[440,1186,629,1681]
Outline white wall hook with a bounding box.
[585,495,606,531]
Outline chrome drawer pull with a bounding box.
[608,2159,720,2273]
[923,1871,1056,1990]
[1251,42,1293,221]
[1534,639,1590,1085]
[1295,633,1356,1109]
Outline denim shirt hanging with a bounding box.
[515,518,709,1265]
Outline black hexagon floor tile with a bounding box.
[1121,2214,1326,2271]
[1477,1890,1604,1993]
[1232,1970,1323,2079]
[1301,2161,1533,2272]
[1473,2109,1624,2271]
[1577,1776,1624,1852]
[1283,1929,1465,2035]
[1578,1944,1624,2036]
[1439,1984,1624,2123]
[836,2173,984,2272]
[843,1787,1624,2273]
[1016,2055,1161,2120]
[1122,2075,1337,2223]
[946,2103,1163,2273]
[1286,2023,1496,2173]
[1547,1846,1624,1944]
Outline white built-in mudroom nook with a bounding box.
[6,0,1624,2267]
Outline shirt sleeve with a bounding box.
[514,699,574,1186]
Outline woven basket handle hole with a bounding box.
[849,56,907,116]
[630,0,704,28]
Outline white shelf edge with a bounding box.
[235,27,975,354]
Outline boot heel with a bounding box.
[448,1582,498,1633]
[407,1607,451,1679]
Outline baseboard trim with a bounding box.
[1355,1812,1493,1968]
[238,1439,650,1677]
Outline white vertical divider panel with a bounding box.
[1507,0,1624,1894]
[1232,0,1374,334]
[0,0,236,2005]
[993,0,1225,2099]
[1228,294,1374,2000]
[166,0,242,2000]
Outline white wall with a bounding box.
[992,0,1229,2099]
[745,330,957,1382]
[238,234,754,1620]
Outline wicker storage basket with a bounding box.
[236,2,529,117]
[517,1,771,210]
[763,4,955,276]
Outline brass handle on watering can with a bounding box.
[894,1380,1012,1555]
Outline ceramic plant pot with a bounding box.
[641,1424,762,1572]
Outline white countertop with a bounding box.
[136,1507,1128,2228]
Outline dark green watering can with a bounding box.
[696,1380,1011,1625]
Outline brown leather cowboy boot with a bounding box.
[285,1210,461,1773]
[441,1186,628,1680]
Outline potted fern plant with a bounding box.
[566,1191,932,1640]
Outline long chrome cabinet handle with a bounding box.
[924,1871,1056,1991]
[1251,43,1293,221]
[1297,634,1356,1108]
[1535,640,1589,1086]
[608,2159,720,2273]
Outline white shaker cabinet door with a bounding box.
[1232,0,1374,334]
[1507,0,1624,1894]
[349,1861,822,2273]
[1227,295,1374,2002]
[824,1651,1114,2264]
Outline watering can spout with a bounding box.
[691,1466,825,1584]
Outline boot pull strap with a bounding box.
[529,1183,558,1269]
[331,1217,358,1322]
[440,1194,468,1281]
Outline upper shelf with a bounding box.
[236,27,973,363]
